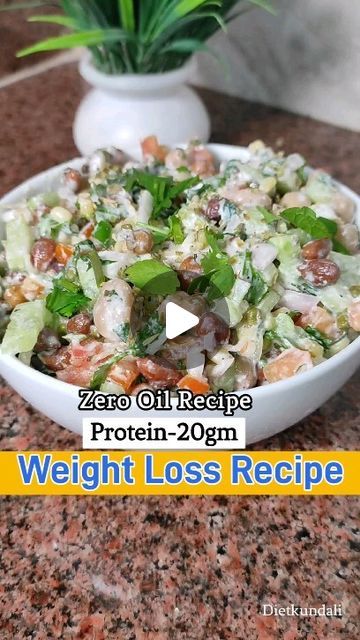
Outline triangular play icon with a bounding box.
[165,301,199,340]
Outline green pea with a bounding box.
[337,313,349,331]
[243,307,261,326]
[350,285,360,297]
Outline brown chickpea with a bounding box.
[67,313,92,335]
[196,312,229,346]
[31,238,56,272]
[34,328,61,353]
[178,256,202,290]
[20,277,44,301]
[63,168,86,193]
[133,229,153,255]
[4,285,26,308]
[204,197,221,221]
[301,238,332,260]
[298,259,340,287]
[41,347,71,371]
[136,356,182,388]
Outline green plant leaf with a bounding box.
[174,0,214,17]
[17,28,130,57]
[118,0,135,31]
[162,37,214,55]
[247,0,276,15]
[125,259,180,295]
[28,14,76,28]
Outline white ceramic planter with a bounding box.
[73,56,210,159]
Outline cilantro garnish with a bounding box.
[243,251,268,305]
[188,230,235,301]
[125,259,180,295]
[304,326,334,349]
[257,206,278,224]
[130,313,165,356]
[138,214,184,245]
[124,170,199,218]
[114,322,130,342]
[280,206,349,254]
[90,353,127,390]
[93,220,112,247]
[46,277,89,318]
[168,214,185,244]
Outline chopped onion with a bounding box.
[252,243,277,270]
[186,350,205,378]
[280,290,318,313]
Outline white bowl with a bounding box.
[0,144,359,444]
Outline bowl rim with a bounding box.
[0,142,359,401]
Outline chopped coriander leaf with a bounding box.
[243,251,268,305]
[293,280,318,296]
[207,264,235,302]
[90,183,107,200]
[332,239,350,255]
[304,326,334,349]
[263,330,289,350]
[124,170,199,218]
[168,215,185,244]
[125,259,180,295]
[46,277,89,318]
[93,220,113,247]
[130,312,165,356]
[257,206,278,224]
[90,353,128,390]
[74,243,104,299]
[115,322,130,342]
[95,203,123,223]
[137,222,170,244]
[280,207,346,252]
[190,229,235,301]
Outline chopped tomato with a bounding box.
[55,243,74,265]
[348,300,360,331]
[263,348,313,383]
[82,222,94,239]
[141,135,168,162]
[188,147,216,177]
[297,306,338,338]
[177,375,210,395]
[57,366,94,387]
[57,341,115,387]
[108,359,139,393]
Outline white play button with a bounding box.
[165,302,199,340]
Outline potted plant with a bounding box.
[11,0,274,156]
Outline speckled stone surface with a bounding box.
[0,3,61,76]
[0,64,359,639]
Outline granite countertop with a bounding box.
[0,63,359,638]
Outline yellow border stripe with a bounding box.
[0,451,359,495]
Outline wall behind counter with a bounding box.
[194,0,360,132]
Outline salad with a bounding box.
[0,137,359,395]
